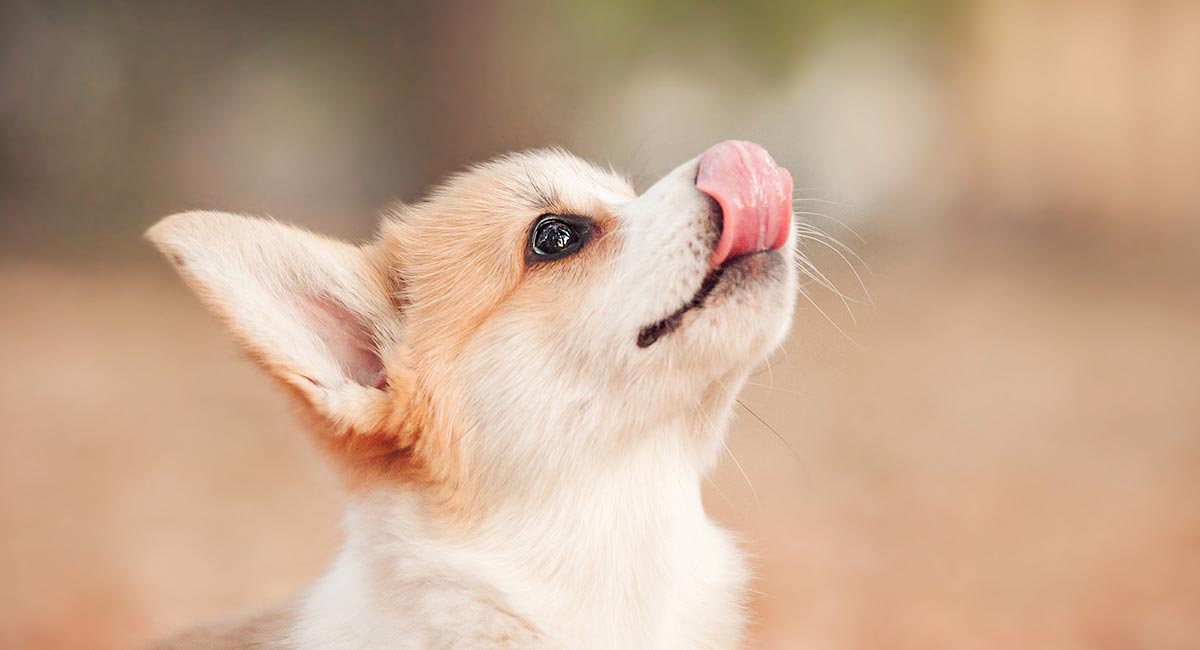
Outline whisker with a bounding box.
[794,221,871,271]
[794,232,873,309]
[792,243,868,304]
[792,195,855,209]
[704,474,738,511]
[736,399,807,473]
[742,380,806,397]
[721,441,759,508]
[793,250,843,296]
[793,252,859,325]
[763,348,775,391]
[699,407,759,508]
[793,280,863,349]
[743,585,772,599]
[791,206,867,244]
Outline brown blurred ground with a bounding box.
[2,237,1198,649]
[2,0,1199,648]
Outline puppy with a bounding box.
[148,140,797,649]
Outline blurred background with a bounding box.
[1,1,1198,648]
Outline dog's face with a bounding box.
[150,142,796,506]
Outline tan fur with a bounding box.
[147,152,634,523]
[147,145,794,648]
[151,604,297,650]
[379,153,632,516]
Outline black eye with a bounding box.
[528,214,592,262]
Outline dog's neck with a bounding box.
[297,415,748,648]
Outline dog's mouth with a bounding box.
[636,266,726,349]
[635,140,793,350]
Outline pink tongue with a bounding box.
[696,140,793,268]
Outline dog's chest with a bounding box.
[297,516,747,649]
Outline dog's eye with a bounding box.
[528,214,591,262]
[533,220,576,255]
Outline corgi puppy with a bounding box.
[148,140,797,649]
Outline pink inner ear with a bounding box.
[300,295,388,390]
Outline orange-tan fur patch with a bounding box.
[148,151,635,526]
[372,151,632,519]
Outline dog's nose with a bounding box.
[696,140,793,268]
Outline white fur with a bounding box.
[295,438,748,648]
[149,147,797,649]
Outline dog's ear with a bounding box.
[147,211,414,440]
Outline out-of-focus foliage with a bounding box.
[569,0,954,69]
[3,0,1194,259]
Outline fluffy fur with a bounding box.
[147,146,797,649]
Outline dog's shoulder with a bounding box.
[148,602,297,650]
[289,549,560,649]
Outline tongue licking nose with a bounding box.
[696,140,793,269]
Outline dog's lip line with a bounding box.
[635,192,724,350]
[635,251,765,349]
[635,268,723,349]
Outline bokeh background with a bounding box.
[2,1,1198,648]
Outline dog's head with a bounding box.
[150,141,796,509]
